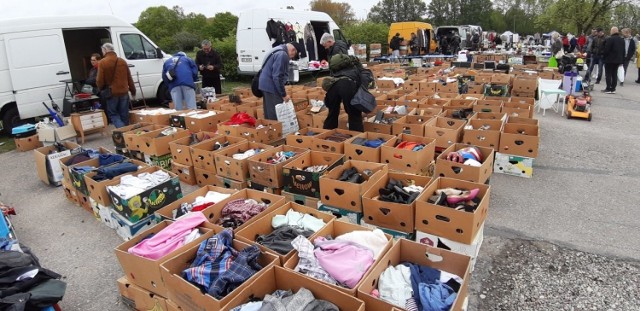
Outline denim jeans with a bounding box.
[106,95,130,128]
[170,85,197,110]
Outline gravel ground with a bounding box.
[469,235,640,311]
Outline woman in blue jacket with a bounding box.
[162,52,199,110]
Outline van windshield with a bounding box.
[121,34,157,59]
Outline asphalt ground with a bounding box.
[0,69,639,310]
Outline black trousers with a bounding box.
[604,63,619,91]
[202,74,221,94]
[323,79,363,132]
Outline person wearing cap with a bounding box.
[258,42,302,120]
[320,33,349,59]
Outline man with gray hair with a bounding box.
[602,26,625,94]
[320,33,348,59]
[96,42,136,128]
[196,39,222,94]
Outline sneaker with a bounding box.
[601,89,610,93]
[635,80,640,84]
[606,91,615,94]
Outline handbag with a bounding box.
[100,58,118,99]
[275,100,299,135]
[349,85,376,113]
[617,64,625,82]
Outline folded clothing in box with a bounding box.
[215,199,268,229]
[256,209,327,255]
[173,191,232,219]
[106,170,171,200]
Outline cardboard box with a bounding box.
[416,224,484,271]
[357,239,471,311]
[136,109,176,125]
[184,110,230,133]
[484,83,509,97]
[62,180,79,205]
[507,116,538,126]
[415,177,490,244]
[191,136,247,170]
[473,112,508,122]
[380,134,436,176]
[160,237,279,311]
[502,101,533,118]
[115,220,214,297]
[123,125,169,151]
[59,146,111,186]
[14,134,42,152]
[424,97,450,108]
[512,77,538,94]
[37,122,77,143]
[437,81,460,93]
[81,159,148,206]
[117,277,169,311]
[283,220,393,295]
[362,172,432,233]
[312,129,360,153]
[434,143,495,184]
[170,110,203,129]
[226,266,365,311]
[106,166,183,223]
[154,185,238,221]
[344,132,395,163]
[34,141,81,186]
[419,81,438,92]
[214,141,273,181]
[165,299,180,311]
[359,220,415,240]
[200,189,286,230]
[493,152,534,178]
[281,191,320,209]
[282,151,344,198]
[93,201,116,229]
[319,160,388,212]
[212,174,248,190]
[193,167,217,187]
[424,117,466,149]
[236,202,335,264]
[247,145,308,188]
[391,115,430,136]
[499,123,539,158]
[218,119,283,144]
[318,204,363,224]
[414,106,443,119]
[473,99,504,113]
[144,153,173,171]
[247,180,282,195]
[462,119,504,150]
[76,191,92,213]
[285,127,328,150]
[112,211,159,241]
[296,110,313,129]
[171,162,196,185]
[135,127,190,157]
[169,133,221,166]
[436,92,459,99]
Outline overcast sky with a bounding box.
[1,0,376,23]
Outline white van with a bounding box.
[236,8,349,75]
[0,15,170,132]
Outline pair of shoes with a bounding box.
[635,80,640,84]
[620,82,624,87]
[606,90,615,94]
[601,89,610,93]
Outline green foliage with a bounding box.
[182,13,209,39]
[206,12,239,41]
[211,34,240,80]
[612,3,640,33]
[173,31,200,51]
[136,6,182,43]
[534,0,621,34]
[343,21,389,45]
[310,0,356,26]
[368,0,427,24]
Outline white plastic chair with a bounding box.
[537,77,567,116]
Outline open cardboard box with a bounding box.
[105,166,183,223]
[59,146,111,186]
[473,99,504,113]
[135,127,190,157]
[171,162,197,185]
[247,145,308,188]
[462,119,504,150]
[469,112,508,123]
[34,141,81,186]
[169,133,220,166]
[448,98,476,109]
[283,220,393,296]
[184,110,230,133]
[213,175,249,190]
[499,123,539,158]
[380,134,436,176]
[193,167,216,187]
[14,134,42,152]
[200,189,286,232]
[423,97,450,108]
[213,141,273,181]
[117,277,169,311]
[114,220,215,297]
[170,110,204,128]
[507,116,539,126]
[218,120,283,144]
[282,151,344,198]
[363,113,401,135]
[190,136,247,171]
[159,234,279,311]
[436,92,459,100]
[434,143,495,184]
[502,102,533,119]
[123,125,169,151]
[226,266,365,311]
[154,185,238,221]
[415,177,491,244]
[362,171,432,233]
[344,132,395,163]
[82,158,148,206]
[319,160,388,212]
[235,202,335,265]
[391,115,431,136]
[285,127,328,150]
[312,129,360,154]
[424,117,466,149]
[413,106,442,119]
[357,239,471,311]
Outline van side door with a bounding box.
[4,29,70,119]
[112,29,165,99]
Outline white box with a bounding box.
[111,211,158,241]
[97,204,117,229]
[415,224,484,272]
[37,122,77,142]
[493,152,533,178]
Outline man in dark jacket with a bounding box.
[195,40,223,94]
[320,33,349,59]
[258,43,301,120]
[162,52,199,110]
[621,28,637,86]
[321,54,364,132]
[602,27,625,94]
[586,28,606,83]
[97,43,136,128]
[389,33,403,61]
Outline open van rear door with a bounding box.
[5,29,70,119]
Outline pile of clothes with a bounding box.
[373,263,462,311]
[224,112,257,128]
[128,212,206,260]
[173,191,232,219]
[69,154,140,182]
[351,137,386,148]
[215,199,268,229]
[183,229,262,299]
[106,170,171,200]
[230,287,339,311]
[395,140,426,152]
[427,187,481,213]
[378,179,424,204]
[322,132,353,143]
[265,151,297,164]
[232,148,266,160]
[292,229,388,289]
[256,209,327,255]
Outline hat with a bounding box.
[290,42,304,54]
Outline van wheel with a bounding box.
[2,106,22,135]
[156,83,171,106]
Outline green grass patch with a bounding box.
[0,136,16,154]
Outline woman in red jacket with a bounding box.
[577,33,587,52]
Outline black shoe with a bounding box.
[620,82,624,87]
[635,80,640,84]
[601,89,609,93]
[595,81,600,84]
[338,167,357,181]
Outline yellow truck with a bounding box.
[388,22,438,54]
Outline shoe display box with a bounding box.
[434,143,495,184]
[319,160,388,212]
[493,152,534,178]
[282,151,344,198]
[214,141,273,181]
[344,132,395,163]
[380,134,436,175]
[499,123,539,158]
[247,145,308,187]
